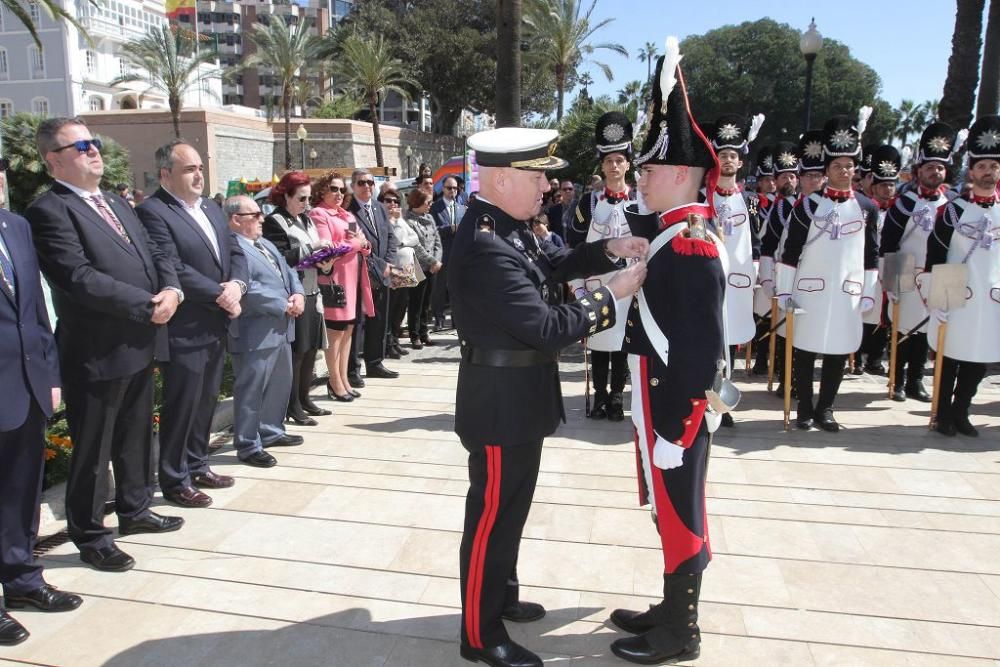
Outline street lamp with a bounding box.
[404,145,413,178]
[309,147,318,169]
[800,17,823,131]
[296,124,308,170]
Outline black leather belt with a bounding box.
[461,345,556,367]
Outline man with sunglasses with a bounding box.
[430,176,466,330]
[25,117,185,572]
[347,169,399,382]
[137,139,249,509]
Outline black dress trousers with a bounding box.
[0,401,46,596]
[937,357,987,424]
[793,349,847,418]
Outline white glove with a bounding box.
[652,436,685,470]
[932,308,948,323]
[776,293,791,310]
[574,287,587,299]
[885,290,898,304]
[860,296,875,314]
[760,279,775,298]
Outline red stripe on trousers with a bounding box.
[465,445,501,649]
[638,357,705,573]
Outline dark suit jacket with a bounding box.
[137,188,248,348]
[25,182,178,382]
[348,197,397,288]
[430,198,466,263]
[0,210,60,431]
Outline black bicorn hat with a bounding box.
[634,37,716,172]
[754,144,774,178]
[595,111,634,159]
[771,141,800,175]
[870,144,902,182]
[965,115,1000,166]
[821,106,872,165]
[916,121,959,165]
[710,113,765,155]
[798,129,825,172]
[859,143,879,175]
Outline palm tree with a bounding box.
[496,0,523,127]
[637,41,657,83]
[330,33,416,167]
[242,18,322,170]
[293,77,322,118]
[2,0,94,48]
[617,79,641,106]
[523,0,628,121]
[894,99,920,146]
[111,25,219,139]
[939,0,986,128]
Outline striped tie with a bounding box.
[90,194,131,243]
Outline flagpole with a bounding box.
[194,0,202,108]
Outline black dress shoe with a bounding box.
[796,416,814,430]
[79,544,135,572]
[163,486,213,508]
[410,339,423,350]
[264,434,304,447]
[864,362,886,375]
[589,395,609,420]
[610,633,700,665]
[459,640,542,667]
[348,389,361,398]
[241,451,277,468]
[348,373,366,389]
[955,418,979,437]
[118,511,184,536]
[192,470,235,489]
[366,363,399,379]
[421,337,435,346]
[936,420,957,437]
[327,384,355,402]
[905,383,931,402]
[607,393,625,422]
[816,409,840,433]
[302,402,332,416]
[890,387,906,402]
[751,360,768,376]
[0,612,28,646]
[5,584,83,612]
[721,412,735,427]
[501,600,545,623]
[286,412,318,426]
[609,607,657,635]
[387,346,401,359]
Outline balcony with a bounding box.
[79,13,158,42]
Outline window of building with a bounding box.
[0,48,7,80]
[28,45,44,78]
[0,6,5,31]
[31,97,48,117]
[29,1,40,24]
[0,100,13,119]
[85,50,97,75]
[89,96,104,111]
[119,57,129,77]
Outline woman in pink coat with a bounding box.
[309,172,375,402]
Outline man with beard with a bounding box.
[449,127,649,667]
[777,110,880,432]
[924,115,1000,437]
[881,122,958,402]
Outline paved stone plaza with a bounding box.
[5,330,1000,666]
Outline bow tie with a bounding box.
[972,193,998,208]
[918,185,942,200]
[824,187,854,203]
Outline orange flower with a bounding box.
[44,448,57,461]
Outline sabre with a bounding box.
[767,297,778,392]
[782,298,803,431]
[894,316,931,346]
[583,336,591,417]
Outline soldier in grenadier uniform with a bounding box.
[569,112,637,422]
[449,127,650,667]
[607,37,726,666]
[749,144,777,373]
[924,114,1000,438]
[776,111,880,433]
[881,122,959,402]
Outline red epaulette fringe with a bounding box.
[671,234,719,258]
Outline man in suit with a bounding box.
[347,168,398,381]
[0,200,83,645]
[225,196,305,468]
[25,117,184,573]
[429,176,466,329]
[136,140,249,508]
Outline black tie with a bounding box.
[254,240,281,274]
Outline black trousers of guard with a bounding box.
[753,315,771,368]
[893,332,929,389]
[860,322,888,366]
[591,350,627,396]
[937,357,986,425]
[793,350,847,418]
[459,440,541,649]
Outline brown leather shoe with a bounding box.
[164,486,213,508]
[192,470,235,489]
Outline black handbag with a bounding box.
[319,282,347,308]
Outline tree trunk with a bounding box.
[370,96,384,167]
[170,94,181,138]
[283,84,292,171]
[555,65,565,122]
[496,0,522,128]
[940,0,986,128]
[978,0,1000,117]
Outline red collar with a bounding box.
[758,193,772,208]
[917,184,945,199]
[971,192,999,207]
[602,185,629,202]
[824,187,855,203]
[716,185,740,197]
[658,203,712,230]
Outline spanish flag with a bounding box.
[165,0,195,19]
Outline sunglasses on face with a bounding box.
[55,138,103,153]
[235,211,264,219]
[443,186,458,191]
[355,179,375,187]
[383,198,400,205]
[296,195,309,203]
[327,187,348,195]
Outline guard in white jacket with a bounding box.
[777,112,880,433]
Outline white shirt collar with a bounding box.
[162,187,201,211]
[56,179,101,198]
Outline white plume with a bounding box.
[856,105,873,137]
[901,145,913,166]
[659,37,681,103]
[747,114,765,143]
[954,128,969,153]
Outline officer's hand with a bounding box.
[776,293,791,310]
[607,260,647,300]
[606,237,649,259]
[652,436,685,470]
[885,290,898,304]
[860,296,875,314]
[759,279,774,297]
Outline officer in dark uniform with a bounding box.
[449,127,649,667]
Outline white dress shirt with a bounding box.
[163,188,221,259]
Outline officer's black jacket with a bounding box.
[759,195,797,259]
[448,198,619,447]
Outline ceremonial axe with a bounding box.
[926,263,969,429]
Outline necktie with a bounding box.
[90,194,131,242]
[365,204,378,239]
[254,240,281,274]
[0,245,16,299]
[448,201,456,225]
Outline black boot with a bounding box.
[589,392,609,420]
[610,573,702,665]
[607,392,625,422]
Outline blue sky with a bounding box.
[583,1,980,110]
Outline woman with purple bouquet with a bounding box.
[309,172,375,402]
[263,171,333,425]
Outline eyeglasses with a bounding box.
[355,179,375,187]
[383,198,400,204]
[54,138,103,153]
[234,211,264,219]
[327,186,348,195]
[443,186,458,191]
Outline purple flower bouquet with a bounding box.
[295,243,354,270]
